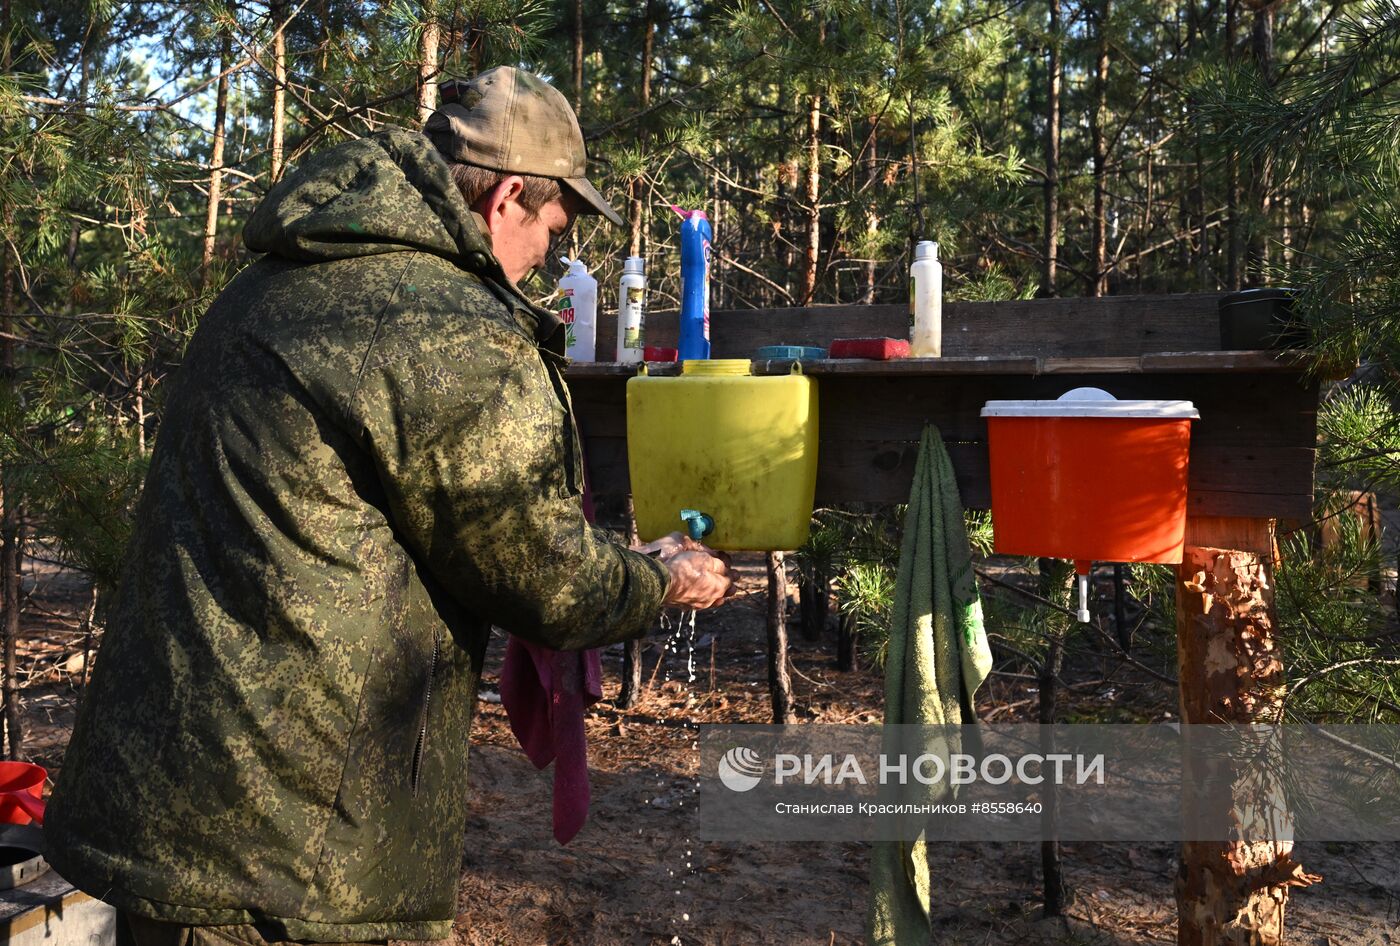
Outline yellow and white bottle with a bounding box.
[616,255,645,363]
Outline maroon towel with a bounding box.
[498,476,605,844]
[499,639,603,844]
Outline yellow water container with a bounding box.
[626,360,819,551]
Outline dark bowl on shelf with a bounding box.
[1218,288,1307,350]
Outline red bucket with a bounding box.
[982,387,1198,567]
[0,761,47,825]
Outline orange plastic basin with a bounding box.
[981,388,1198,568]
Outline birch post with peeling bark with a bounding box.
[1175,520,1320,946]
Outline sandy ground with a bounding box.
[11,553,1400,945]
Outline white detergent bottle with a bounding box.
[910,240,943,357]
[616,256,646,363]
[558,257,597,361]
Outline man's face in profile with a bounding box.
[484,184,586,284]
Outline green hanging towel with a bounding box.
[866,425,993,946]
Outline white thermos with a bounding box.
[910,241,943,358]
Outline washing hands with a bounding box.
[633,531,737,610]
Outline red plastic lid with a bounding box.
[643,346,678,362]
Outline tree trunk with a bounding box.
[0,200,20,759]
[416,15,441,125]
[67,41,94,265]
[619,499,644,709]
[1194,135,1209,288]
[134,372,147,456]
[572,0,584,114]
[1113,563,1131,652]
[711,160,722,300]
[0,505,20,760]
[1041,0,1061,297]
[1090,0,1112,297]
[627,1,655,259]
[79,584,98,689]
[1175,533,1319,945]
[797,565,828,642]
[1246,4,1275,286]
[270,3,288,184]
[1037,557,1071,916]
[800,92,822,305]
[1226,0,1242,290]
[766,552,795,724]
[620,638,644,709]
[1039,629,1067,916]
[836,606,856,672]
[863,115,880,304]
[201,31,233,288]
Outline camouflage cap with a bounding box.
[425,66,623,227]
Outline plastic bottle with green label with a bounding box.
[558,256,597,361]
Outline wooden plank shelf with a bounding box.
[565,350,1310,381]
[566,294,1322,522]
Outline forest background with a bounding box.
[3,0,1400,762]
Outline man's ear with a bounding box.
[475,175,527,236]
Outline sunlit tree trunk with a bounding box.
[1042,0,1061,297]
[1090,0,1111,297]
[1247,1,1276,285]
[1226,0,1242,290]
[201,31,232,288]
[800,90,821,304]
[270,2,287,183]
[627,1,654,259]
[862,115,880,304]
[572,0,584,114]
[416,14,441,124]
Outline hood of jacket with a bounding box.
[243,125,561,346]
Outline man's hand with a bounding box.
[661,550,737,610]
[632,531,706,562]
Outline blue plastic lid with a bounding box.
[753,345,827,360]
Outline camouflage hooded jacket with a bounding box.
[44,126,669,942]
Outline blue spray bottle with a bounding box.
[673,206,713,361]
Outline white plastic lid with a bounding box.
[914,241,939,261]
[559,256,590,276]
[980,387,1199,419]
[623,256,645,275]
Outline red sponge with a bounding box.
[828,337,910,360]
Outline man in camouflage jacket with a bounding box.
[44,67,734,944]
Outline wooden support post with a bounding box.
[620,639,643,710]
[836,607,856,672]
[766,552,795,724]
[619,498,643,709]
[1175,517,1319,946]
[797,565,828,642]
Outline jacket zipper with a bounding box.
[411,632,440,797]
